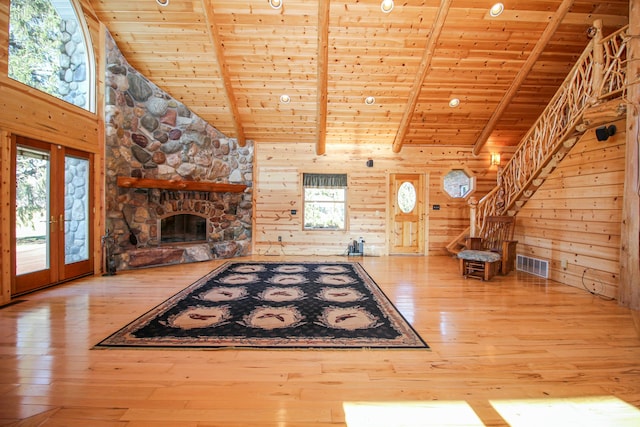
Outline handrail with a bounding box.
[473,24,628,235]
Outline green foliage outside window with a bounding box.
[304,188,346,230]
[16,152,49,230]
[9,0,62,96]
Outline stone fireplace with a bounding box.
[112,183,252,270]
[103,33,253,271]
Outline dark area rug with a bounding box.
[96,261,428,349]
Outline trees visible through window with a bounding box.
[303,173,347,230]
[397,181,417,213]
[8,0,93,111]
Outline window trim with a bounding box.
[442,168,476,200]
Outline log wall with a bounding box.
[254,142,502,256]
[514,118,626,298]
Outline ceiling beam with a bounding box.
[316,0,330,156]
[471,0,575,156]
[201,0,246,147]
[391,0,452,154]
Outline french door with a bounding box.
[389,173,426,255]
[13,136,93,295]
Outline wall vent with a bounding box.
[516,255,549,278]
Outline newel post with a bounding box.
[468,196,478,238]
[591,19,603,103]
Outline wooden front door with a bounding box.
[389,173,426,255]
[13,136,94,295]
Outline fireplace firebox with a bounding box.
[160,214,207,244]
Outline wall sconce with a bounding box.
[269,0,282,10]
[490,152,501,166]
[595,124,616,141]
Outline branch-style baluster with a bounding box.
[473,26,628,235]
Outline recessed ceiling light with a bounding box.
[489,2,504,17]
[279,94,290,104]
[449,98,460,108]
[269,0,282,10]
[381,0,394,13]
[365,96,376,105]
[156,0,169,6]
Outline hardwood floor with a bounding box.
[1,255,639,426]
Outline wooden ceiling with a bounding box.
[88,0,629,154]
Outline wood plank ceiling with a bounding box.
[88,0,629,154]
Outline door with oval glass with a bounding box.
[13,136,93,295]
[389,173,426,255]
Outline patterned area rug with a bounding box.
[96,261,428,349]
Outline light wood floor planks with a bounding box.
[1,255,639,426]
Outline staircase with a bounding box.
[448,23,628,254]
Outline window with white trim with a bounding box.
[303,173,347,230]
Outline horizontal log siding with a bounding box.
[254,142,500,256]
[514,119,626,298]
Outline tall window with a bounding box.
[303,173,347,230]
[8,0,94,112]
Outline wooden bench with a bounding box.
[457,216,518,281]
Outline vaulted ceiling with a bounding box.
[88,0,629,155]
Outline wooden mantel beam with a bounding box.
[202,0,246,147]
[472,0,575,156]
[117,176,247,193]
[315,0,330,156]
[391,0,452,154]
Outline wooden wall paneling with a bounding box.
[254,166,300,255]
[514,119,626,298]
[0,86,99,151]
[0,0,7,74]
[92,20,107,275]
[0,2,9,304]
[348,171,387,256]
[0,130,11,305]
[254,143,489,257]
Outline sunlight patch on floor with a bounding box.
[490,396,640,427]
[343,401,484,427]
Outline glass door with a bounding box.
[13,136,93,295]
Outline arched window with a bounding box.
[8,0,95,112]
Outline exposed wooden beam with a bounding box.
[619,0,640,310]
[316,0,330,156]
[391,0,452,154]
[471,0,575,156]
[201,0,246,147]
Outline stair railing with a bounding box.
[472,23,628,236]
